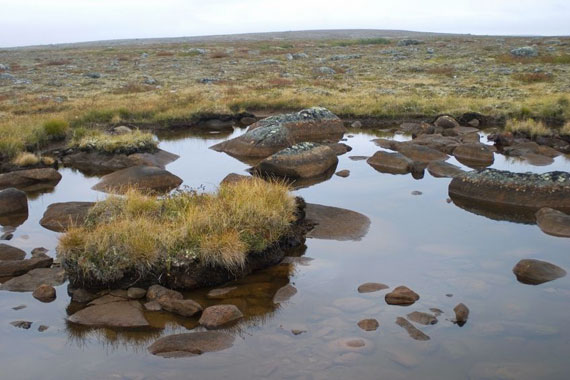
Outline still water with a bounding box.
[1,128,569,379]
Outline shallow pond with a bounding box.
[1,128,570,379]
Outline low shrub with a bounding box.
[58,178,297,282]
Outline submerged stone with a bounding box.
[367,151,413,174]
[535,208,570,238]
[453,143,494,168]
[67,301,149,328]
[427,161,464,178]
[357,318,379,331]
[453,303,469,326]
[407,311,438,325]
[357,282,389,293]
[148,331,235,358]
[396,317,430,341]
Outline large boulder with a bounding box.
[0,188,28,226]
[39,202,95,232]
[62,149,179,175]
[253,143,338,179]
[92,165,182,194]
[0,168,62,192]
[210,107,345,158]
[535,208,570,238]
[67,301,149,328]
[512,259,566,285]
[449,170,570,218]
[305,203,370,241]
[434,115,460,129]
[367,151,413,174]
[452,143,494,168]
[148,331,235,358]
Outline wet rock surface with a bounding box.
[0,188,28,226]
[367,151,413,174]
[512,259,566,285]
[148,331,235,358]
[0,243,26,260]
[535,208,570,238]
[327,337,375,354]
[146,285,183,301]
[394,143,449,164]
[0,168,62,192]
[32,284,56,302]
[62,149,178,175]
[395,317,430,341]
[0,267,66,292]
[453,303,469,326]
[158,298,203,317]
[39,202,94,232]
[427,161,464,178]
[199,304,244,329]
[385,286,420,306]
[449,169,570,217]
[0,252,53,277]
[67,301,149,328]
[452,143,494,168]
[357,282,389,293]
[253,142,338,179]
[305,203,370,241]
[10,320,32,329]
[92,165,183,194]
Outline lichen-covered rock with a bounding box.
[253,142,338,179]
[449,169,570,216]
[511,46,538,57]
[92,165,182,194]
[40,202,94,232]
[211,107,345,158]
[0,168,62,192]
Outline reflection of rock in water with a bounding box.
[65,244,309,353]
[305,203,370,241]
[148,331,235,358]
[449,169,570,224]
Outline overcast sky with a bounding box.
[1,0,569,47]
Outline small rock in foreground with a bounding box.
[199,305,243,329]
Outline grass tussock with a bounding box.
[506,118,552,137]
[11,152,40,166]
[69,129,158,154]
[561,122,570,135]
[43,119,69,140]
[58,178,297,282]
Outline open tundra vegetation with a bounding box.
[58,178,296,283]
[1,32,570,159]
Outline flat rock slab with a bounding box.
[67,301,149,328]
[199,304,243,329]
[62,149,179,175]
[357,319,379,331]
[427,161,464,178]
[357,282,389,293]
[395,143,449,163]
[148,331,235,358]
[305,203,370,241]
[39,202,95,232]
[385,286,420,306]
[513,259,566,285]
[449,169,570,216]
[0,243,26,260]
[0,168,62,192]
[367,151,413,174]
[0,253,53,277]
[0,267,66,292]
[253,142,338,179]
[92,165,182,194]
[396,317,430,341]
[453,143,494,168]
[536,208,570,238]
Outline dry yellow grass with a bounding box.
[11,152,40,166]
[506,118,553,136]
[58,178,296,282]
[562,122,570,135]
[69,129,158,154]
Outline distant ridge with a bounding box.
[5,29,467,50]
